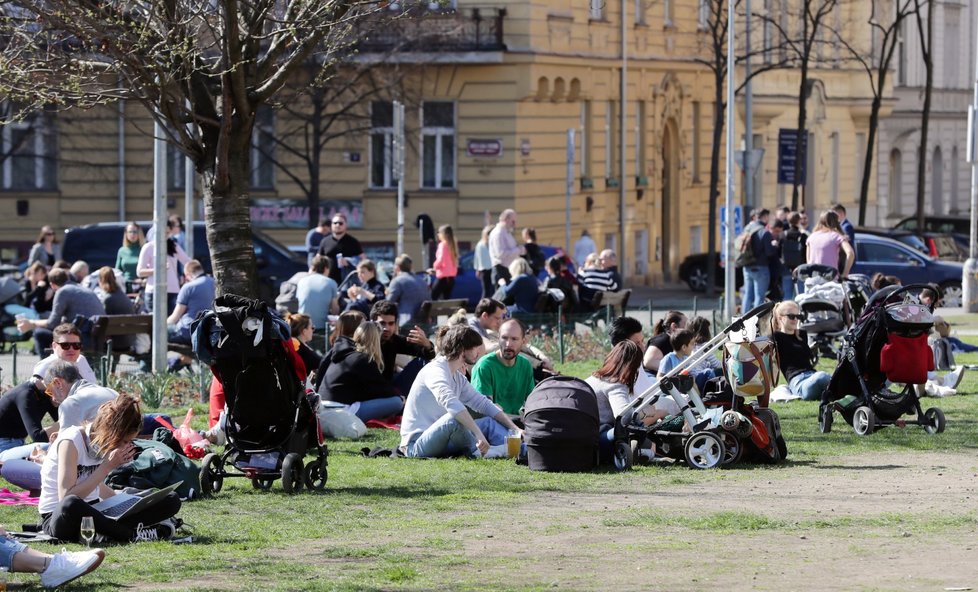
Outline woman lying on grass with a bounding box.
[38,394,181,543]
[399,324,522,458]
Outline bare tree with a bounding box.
[0,0,377,298]
[695,0,789,296]
[833,0,918,225]
[913,0,933,229]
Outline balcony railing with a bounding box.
[355,7,506,53]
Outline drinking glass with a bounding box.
[80,516,95,548]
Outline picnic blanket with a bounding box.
[365,415,402,430]
[0,488,39,506]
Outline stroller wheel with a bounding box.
[252,477,275,491]
[281,452,305,494]
[923,407,946,435]
[818,404,834,434]
[199,453,223,496]
[613,440,633,471]
[684,431,725,469]
[719,432,742,465]
[852,406,875,436]
[303,457,328,490]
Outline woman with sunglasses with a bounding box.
[27,226,61,269]
[773,301,831,401]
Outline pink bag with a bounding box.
[157,409,208,460]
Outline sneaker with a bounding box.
[132,519,176,542]
[944,367,966,390]
[482,444,508,459]
[40,548,106,588]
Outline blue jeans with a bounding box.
[0,442,44,463]
[0,437,25,455]
[0,535,27,570]
[741,266,770,313]
[353,396,404,423]
[948,336,978,353]
[407,415,509,458]
[788,370,832,401]
[393,358,427,396]
[781,272,796,301]
[1,458,42,491]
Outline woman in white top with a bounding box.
[474,224,494,300]
[136,218,190,314]
[585,341,668,464]
[39,394,181,543]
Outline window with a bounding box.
[762,0,773,64]
[580,101,592,179]
[663,0,673,26]
[951,147,960,213]
[858,242,917,265]
[830,132,839,201]
[370,101,394,189]
[1,108,57,191]
[605,100,617,182]
[167,141,188,191]
[855,132,866,195]
[896,19,906,84]
[932,146,943,214]
[944,7,961,88]
[889,148,902,215]
[421,101,455,189]
[589,0,603,20]
[251,106,274,190]
[697,0,709,30]
[634,0,645,25]
[692,102,701,182]
[635,101,646,181]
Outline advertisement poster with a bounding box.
[250,199,364,229]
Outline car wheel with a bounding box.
[686,265,708,292]
[939,282,962,308]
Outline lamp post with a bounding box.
[963,10,978,312]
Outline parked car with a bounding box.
[678,252,743,293]
[856,227,965,261]
[850,232,964,307]
[893,215,970,253]
[62,221,307,303]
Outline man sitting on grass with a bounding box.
[470,319,535,416]
[400,325,522,458]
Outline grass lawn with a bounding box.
[3,339,978,590]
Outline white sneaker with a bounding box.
[132,519,176,542]
[482,444,508,459]
[943,367,966,390]
[937,385,957,397]
[924,381,942,397]
[40,548,106,588]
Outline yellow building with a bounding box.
[0,0,884,285]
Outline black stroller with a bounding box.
[195,295,328,494]
[819,284,945,436]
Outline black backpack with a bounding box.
[781,228,807,270]
[521,376,600,472]
[734,223,762,268]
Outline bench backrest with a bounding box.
[417,298,468,323]
[591,289,631,316]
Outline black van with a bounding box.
[61,221,306,302]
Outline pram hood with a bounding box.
[0,277,23,305]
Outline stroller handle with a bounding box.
[868,283,941,312]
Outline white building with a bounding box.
[877,0,977,222]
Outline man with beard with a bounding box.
[371,300,435,394]
[399,324,521,459]
[469,319,535,416]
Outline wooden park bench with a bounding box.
[89,314,194,366]
[416,298,468,325]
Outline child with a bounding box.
[687,317,723,377]
[656,329,696,379]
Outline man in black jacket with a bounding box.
[371,300,435,394]
[315,212,364,284]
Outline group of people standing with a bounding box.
[739,203,855,313]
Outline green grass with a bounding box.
[3,337,978,590]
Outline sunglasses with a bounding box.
[782,313,804,321]
[332,220,346,226]
[56,341,82,350]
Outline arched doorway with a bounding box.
[660,118,680,281]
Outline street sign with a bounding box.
[719,205,743,263]
[466,138,503,158]
[777,128,807,185]
[735,148,764,172]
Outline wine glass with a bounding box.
[80,516,95,548]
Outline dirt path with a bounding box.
[458,451,978,591]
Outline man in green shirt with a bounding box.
[470,319,536,415]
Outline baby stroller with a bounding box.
[611,302,785,470]
[819,284,945,436]
[793,263,852,360]
[0,276,26,350]
[195,294,328,494]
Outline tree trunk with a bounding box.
[857,92,883,226]
[308,89,325,230]
[915,0,934,229]
[706,85,726,298]
[791,62,809,212]
[201,133,260,299]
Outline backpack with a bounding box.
[781,228,807,270]
[734,223,761,268]
[274,275,302,315]
[521,376,600,472]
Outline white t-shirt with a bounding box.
[38,425,103,515]
[33,354,97,384]
[58,381,118,430]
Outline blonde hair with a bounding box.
[122,222,145,248]
[772,300,800,334]
[353,322,384,372]
[90,393,142,456]
[438,225,459,266]
[508,257,532,278]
